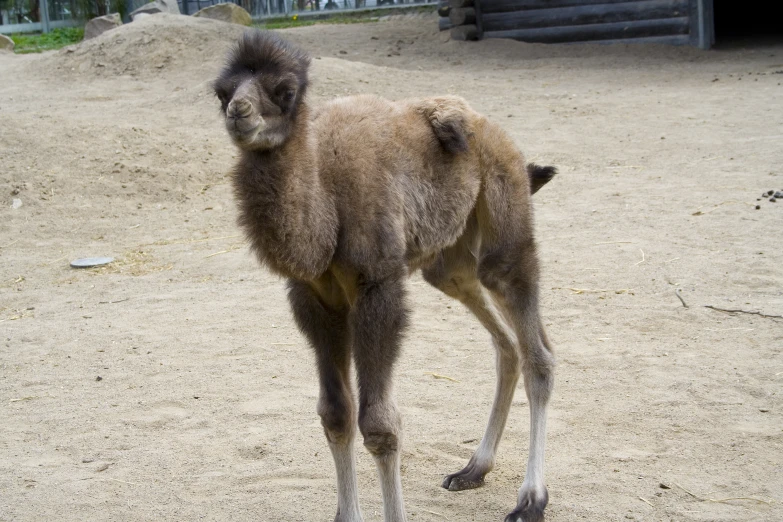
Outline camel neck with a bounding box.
[233,101,337,281]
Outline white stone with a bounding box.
[0,34,14,53]
[193,3,252,26]
[84,13,122,40]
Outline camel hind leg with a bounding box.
[422,217,522,491]
[476,154,555,522]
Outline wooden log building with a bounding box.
[439,0,717,48]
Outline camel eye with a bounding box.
[275,82,296,103]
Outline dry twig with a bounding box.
[150,234,242,246]
[674,482,772,505]
[704,306,782,320]
[421,509,447,518]
[692,200,752,216]
[675,288,688,308]
[424,372,459,383]
[553,287,633,295]
[205,244,244,258]
[10,396,39,403]
[635,249,646,266]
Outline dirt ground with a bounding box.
[1,12,782,522]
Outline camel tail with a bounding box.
[527,163,557,194]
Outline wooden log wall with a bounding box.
[442,0,708,46]
[439,0,481,41]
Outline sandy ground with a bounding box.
[1,12,782,522]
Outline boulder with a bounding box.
[131,0,180,20]
[131,4,163,20]
[193,3,252,26]
[84,13,122,40]
[157,0,181,14]
[0,34,14,53]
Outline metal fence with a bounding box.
[1,0,433,33]
[178,0,429,18]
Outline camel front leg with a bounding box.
[287,279,362,522]
[351,277,408,522]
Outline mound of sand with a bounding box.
[47,13,245,78]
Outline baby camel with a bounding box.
[213,31,557,522]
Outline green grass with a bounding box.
[255,5,434,30]
[11,27,84,53]
[257,15,377,30]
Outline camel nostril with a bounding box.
[228,98,253,119]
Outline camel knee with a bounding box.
[318,391,354,444]
[477,243,539,296]
[363,431,400,457]
[477,252,514,294]
[496,339,522,374]
[523,352,555,405]
[358,404,401,457]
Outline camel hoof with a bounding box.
[504,488,548,522]
[441,468,486,491]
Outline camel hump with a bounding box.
[411,96,475,154]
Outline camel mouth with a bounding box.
[227,121,263,143]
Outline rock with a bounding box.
[11,198,22,209]
[157,0,181,13]
[0,34,14,53]
[131,0,180,20]
[193,3,252,26]
[84,13,122,40]
[131,4,163,20]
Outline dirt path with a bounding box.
[1,13,781,522]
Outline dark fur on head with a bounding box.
[213,31,312,151]
[213,30,311,117]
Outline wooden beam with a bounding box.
[449,0,473,8]
[483,17,689,43]
[482,0,689,32]
[451,24,479,40]
[587,34,691,44]
[450,7,476,26]
[439,17,452,31]
[481,0,640,15]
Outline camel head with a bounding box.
[214,31,310,151]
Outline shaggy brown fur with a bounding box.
[214,30,558,522]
